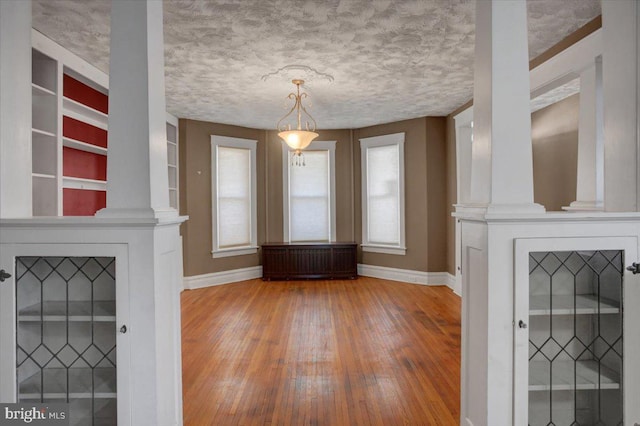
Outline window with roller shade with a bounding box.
[360,133,406,255]
[282,140,336,242]
[211,135,257,258]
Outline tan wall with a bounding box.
[353,117,447,273]
[180,120,355,277]
[264,128,356,243]
[180,117,448,277]
[532,94,579,211]
[179,119,267,277]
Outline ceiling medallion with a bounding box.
[261,64,334,83]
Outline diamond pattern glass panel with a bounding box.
[16,257,117,426]
[528,251,623,426]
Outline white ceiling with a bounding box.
[32,0,600,129]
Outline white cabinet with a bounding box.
[514,236,640,426]
[0,243,130,426]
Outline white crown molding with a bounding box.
[183,266,262,290]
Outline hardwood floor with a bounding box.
[181,277,461,425]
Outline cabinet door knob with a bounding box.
[120,325,127,334]
[626,262,640,274]
[518,320,527,329]
[0,269,11,282]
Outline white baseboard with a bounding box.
[183,266,263,290]
[358,264,455,286]
[447,272,462,297]
[183,265,457,292]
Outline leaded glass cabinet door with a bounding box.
[514,237,640,426]
[0,244,130,426]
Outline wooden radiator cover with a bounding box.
[262,243,358,280]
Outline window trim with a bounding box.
[210,135,258,258]
[282,140,337,243]
[360,132,406,255]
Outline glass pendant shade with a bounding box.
[278,130,318,151]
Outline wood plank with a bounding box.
[181,277,461,425]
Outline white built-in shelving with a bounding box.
[166,114,179,210]
[526,249,625,425]
[19,367,117,400]
[31,48,59,216]
[18,300,116,322]
[14,255,118,425]
[63,136,108,155]
[529,294,620,316]
[529,360,620,391]
[31,36,178,217]
[62,96,108,130]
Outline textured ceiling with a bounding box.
[32,0,600,129]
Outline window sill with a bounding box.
[212,246,258,258]
[361,244,406,256]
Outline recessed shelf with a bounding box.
[32,82,56,97]
[63,97,108,130]
[63,176,107,191]
[19,367,116,399]
[18,300,115,322]
[32,173,56,180]
[529,294,620,316]
[529,360,620,391]
[63,136,108,155]
[32,128,57,138]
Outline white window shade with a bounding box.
[211,135,257,258]
[289,150,330,241]
[367,144,400,245]
[282,140,336,243]
[360,133,406,255]
[217,147,251,248]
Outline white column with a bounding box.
[0,0,32,217]
[97,0,172,219]
[602,0,639,212]
[96,2,185,425]
[565,60,604,211]
[458,2,543,425]
[470,0,544,214]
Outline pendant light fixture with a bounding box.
[277,79,319,165]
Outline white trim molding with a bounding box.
[358,263,454,287]
[183,266,263,290]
